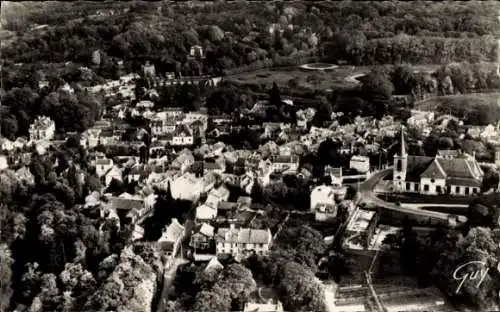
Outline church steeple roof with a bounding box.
[400,125,407,157]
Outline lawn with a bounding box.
[415,92,500,126]
[225,64,443,92]
[226,66,361,91]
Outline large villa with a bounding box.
[393,128,484,196]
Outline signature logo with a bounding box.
[452,261,500,294]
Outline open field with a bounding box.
[415,92,500,126]
[225,64,443,91]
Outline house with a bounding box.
[95,156,114,177]
[393,128,484,196]
[189,45,204,58]
[150,118,177,136]
[466,126,485,139]
[244,300,284,312]
[196,203,217,221]
[171,172,216,202]
[137,100,155,109]
[215,224,273,258]
[436,149,460,160]
[104,166,123,186]
[142,61,156,78]
[349,155,370,174]
[127,164,151,183]
[172,125,194,146]
[203,161,225,175]
[105,196,144,223]
[171,149,195,173]
[190,223,214,250]
[310,185,336,212]
[164,107,184,118]
[407,110,435,130]
[325,166,343,186]
[314,203,337,221]
[158,218,185,257]
[269,155,299,174]
[29,116,55,141]
[0,155,7,171]
[206,185,230,207]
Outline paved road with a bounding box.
[156,257,189,312]
[356,168,451,221]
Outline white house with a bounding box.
[195,203,217,221]
[104,166,123,186]
[189,45,204,58]
[95,157,114,177]
[29,116,55,141]
[0,155,7,171]
[310,185,336,212]
[172,126,194,146]
[349,155,370,174]
[215,225,272,258]
[158,218,185,257]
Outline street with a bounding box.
[156,256,189,312]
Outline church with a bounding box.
[393,128,484,196]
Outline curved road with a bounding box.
[357,168,451,221]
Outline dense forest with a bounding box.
[2,1,498,79]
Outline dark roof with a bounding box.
[406,156,434,182]
[421,159,446,179]
[446,177,481,188]
[218,201,238,211]
[204,162,222,170]
[437,149,460,157]
[270,155,299,164]
[437,158,479,179]
[108,197,143,210]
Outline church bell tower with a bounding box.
[393,126,408,191]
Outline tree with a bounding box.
[1,115,19,140]
[362,70,394,119]
[192,285,231,312]
[216,264,256,310]
[271,225,326,272]
[276,262,326,312]
[0,244,14,312]
[269,82,282,106]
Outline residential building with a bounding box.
[104,166,123,186]
[196,203,217,221]
[310,185,336,212]
[349,155,370,174]
[158,218,185,257]
[170,149,195,173]
[393,128,484,195]
[190,45,204,58]
[164,107,184,118]
[0,155,7,171]
[269,155,299,174]
[150,117,178,136]
[171,172,216,202]
[407,110,435,130]
[244,301,284,312]
[203,161,225,175]
[29,116,55,141]
[172,125,194,146]
[95,156,114,177]
[215,225,272,258]
[190,223,214,249]
[436,149,460,160]
[314,203,337,221]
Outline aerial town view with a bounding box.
[1,1,500,311]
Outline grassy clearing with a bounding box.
[225,64,443,91]
[415,92,500,125]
